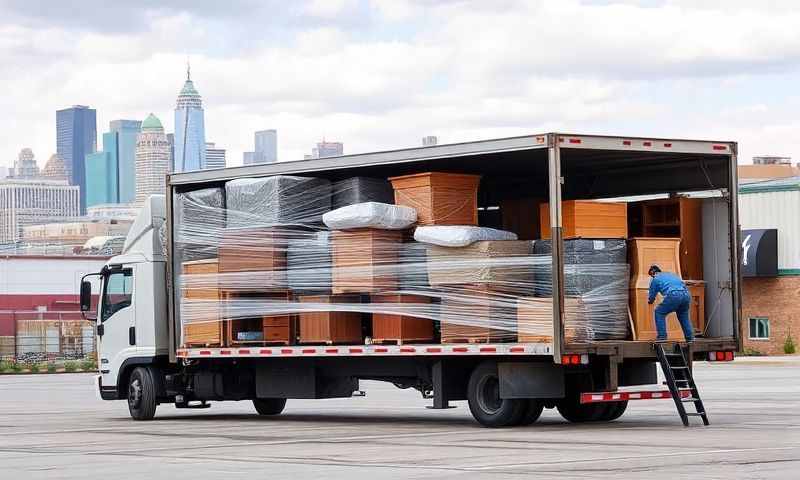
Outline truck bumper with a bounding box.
[97,375,120,401]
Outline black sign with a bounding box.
[741,229,778,277]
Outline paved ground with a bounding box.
[1,358,798,479]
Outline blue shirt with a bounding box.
[648,272,687,303]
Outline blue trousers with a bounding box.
[654,290,694,341]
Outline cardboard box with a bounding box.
[181,258,223,346]
[540,200,627,239]
[371,294,433,343]
[298,295,363,344]
[389,172,481,226]
[331,228,401,294]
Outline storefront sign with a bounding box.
[741,229,778,277]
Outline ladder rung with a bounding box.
[681,397,701,402]
[685,412,706,416]
[671,366,690,370]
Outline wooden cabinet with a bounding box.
[630,285,705,341]
[389,172,481,226]
[371,294,433,344]
[223,290,293,346]
[331,229,401,294]
[181,259,223,347]
[631,198,703,279]
[298,295,363,344]
[439,285,515,343]
[540,201,627,239]
[629,238,682,288]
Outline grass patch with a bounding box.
[63,361,78,373]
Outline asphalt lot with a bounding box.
[1,358,799,479]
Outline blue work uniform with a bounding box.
[648,272,694,341]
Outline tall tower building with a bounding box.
[14,148,40,178]
[85,119,142,207]
[56,105,97,213]
[205,142,226,169]
[310,140,343,159]
[135,113,170,204]
[174,64,206,172]
[244,129,278,164]
[42,154,68,181]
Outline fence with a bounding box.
[0,311,96,365]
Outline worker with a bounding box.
[647,264,694,343]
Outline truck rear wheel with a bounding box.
[467,362,526,428]
[557,398,628,423]
[253,398,287,416]
[518,400,545,425]
[128,367,157,421]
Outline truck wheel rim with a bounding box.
[129,378,142,409]
[477,376,502,414]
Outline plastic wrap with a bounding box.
[332,177,394,209]
[414,225,518,247]
[175,173,631,348]
[322,202,417,230]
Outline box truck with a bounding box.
[82,133,740,427]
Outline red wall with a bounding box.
[0,294,82,336]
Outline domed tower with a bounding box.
[135,113,170,204]
[174,63,206,172]
[42,154,68,181]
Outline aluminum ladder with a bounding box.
[654,343,710,427]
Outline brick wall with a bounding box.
[741,276,800,355]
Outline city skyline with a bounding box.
[3,2,800,172]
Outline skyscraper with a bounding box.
[243,129,278,164]
[13,148,40,178]
[205,142,226,169]
[422,135,438,147]
[309,140,343,159]
[135,113,170,204]
[0,178,79,244]
[56,105,97,213]
[85,119,141,207]
[174,65,206,172]
[42,154,68,181]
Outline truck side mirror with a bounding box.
[80,280,93,312]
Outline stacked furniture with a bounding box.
[181,258,223,346]
[389,172,481,226]
[540,201,628,239]
[297,295,363,344]
[371,294,434,344]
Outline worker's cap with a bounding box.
[648,264,662,274]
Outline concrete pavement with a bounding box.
[0,358,798,479]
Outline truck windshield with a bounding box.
[101,269,133,322]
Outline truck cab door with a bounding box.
[97,268,135,389]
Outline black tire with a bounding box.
[600,401,628,421]
[128,367,157,421]
[253,398,287,416]
[518,400,545,426]
[467,362,526,428]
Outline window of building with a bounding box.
[748,317,770,340]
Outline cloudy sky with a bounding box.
[2,0,800,171]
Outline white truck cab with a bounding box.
[82,196,169,412]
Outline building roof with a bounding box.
[141,113,163,131]
[738,164,800,181]
[180,79,200,97]
[739,176,800,194]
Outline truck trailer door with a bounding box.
[97,268,135,389]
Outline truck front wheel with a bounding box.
[467,362,526,428]
[253,398,287,416]
[128,367,158,421]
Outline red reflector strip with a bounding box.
[374,347,388,353]
[349,348,363,353]
[452,347,468,353]
[716,351,725,361]
[568,138,581,144]
[623,140,632,146]
[509,347,525,353]
[581,389,690,404]
[643,141,652,147]
[426,347,442,353]
[220,350,231,355]
[301,349,316,354]
[479,347,497,353]
[280,349,293,355]
[713,145,727,151]
[400,347,416,353]
[325,348,339,354]
[238,349,250,354]
[663,143,672,148]
[259,349,272,355]
[199,350,212,355]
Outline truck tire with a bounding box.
[128,367,158,421]
[518,400,545,426]
[253,398,287,416]
[467,362,526,428]
[600,401,628,421]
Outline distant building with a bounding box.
[84,119,141,207]
[56,105,97,213]
[135,114,170,204]
[422,135,438,147]
[310,140,343,159]
[86,204,140,222]
[0,178,80,244]
[243,151,256,164]
[739,156,799,184]
[42,154,68,181]
[255,129,277,163]
[174,65,206,172]
[13,148,40,178]
[205,142,226,169]
[166,133,175,171]
[21,218,132,247]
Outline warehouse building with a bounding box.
[738,177,800,355]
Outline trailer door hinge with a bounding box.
[559,176,565,185]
